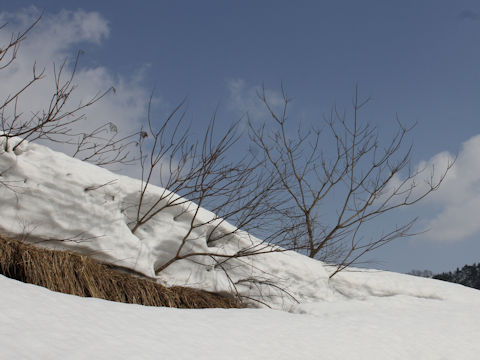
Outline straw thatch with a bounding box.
[0,235,241,308]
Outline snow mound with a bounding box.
[1,137,479,311]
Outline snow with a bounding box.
[0,135,333,308]
[1,137,480,359]
[1,274,479,359]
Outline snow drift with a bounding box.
[2,136,480,358]
[1,273,479,359]
[1,136,479,309]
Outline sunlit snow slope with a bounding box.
[1,274,479,360]
[0,137,333,309]
[1,137,480,358]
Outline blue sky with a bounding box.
[2,1,480,274]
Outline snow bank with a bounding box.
[1,137,479,312]
[2,137,480,359]
[1,274,479,360]
[0,137,326,308]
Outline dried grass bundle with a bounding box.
[0,235,241,309]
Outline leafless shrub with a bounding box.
[128,96,285,275]
[0,15,137,167]
[249,85,453,277]
[1,15,452,288]
[408,269,433,278]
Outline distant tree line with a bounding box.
[432,263,480,290]
[409,263,480,290]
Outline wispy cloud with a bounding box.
[226,79,285,123]
[458,9,480,21]
[0,7,150,175]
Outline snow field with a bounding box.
[1,137,480,359]
[1,275,479,360]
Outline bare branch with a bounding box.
[0,17,137,167]
[249,85,452,275]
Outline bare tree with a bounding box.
[126,96,284,275]
[249,85,453,277]
[0,16,137,167]
[2,15,451,286]
[0,16,285,292]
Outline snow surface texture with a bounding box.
[0,136,335,308]
[1,137,480,358]
[1,274,479,360]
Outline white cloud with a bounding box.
[416,134,480,242]
[0,7,110,65]
[0,7,150,176]
[226,79,285,123]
